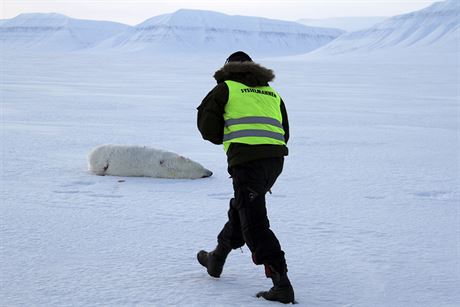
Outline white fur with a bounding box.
[88,145,212,179]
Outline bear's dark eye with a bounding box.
[160,160,165,165]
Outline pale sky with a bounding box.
[2,0,440,25]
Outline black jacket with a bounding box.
[197,62,289,167]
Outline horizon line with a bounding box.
[1,9,392,27]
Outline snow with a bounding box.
[1,48,459,306]
[1,1,459,305]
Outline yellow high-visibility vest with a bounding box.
[223,80,286,152]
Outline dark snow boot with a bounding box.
[197,244,231,278]
[256,265,295,304]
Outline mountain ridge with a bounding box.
[0,12,131,52]
[2,1,457,56]
[314,0,459,55]
[96,9,344,56]
[297,16,387,32]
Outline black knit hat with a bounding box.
[225,51,253,64]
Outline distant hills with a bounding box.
[0,10,343,56]
[0,13,129,51]
[0,0,458,56]
[314,0,459,55]
[96,9,344,56]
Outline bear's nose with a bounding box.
[202,169,213,178]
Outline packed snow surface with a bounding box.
[1,49,458,306]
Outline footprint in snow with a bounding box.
[53,190,91,195]
[89,194,124,198]
[413,190,452,200]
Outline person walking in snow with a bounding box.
[196,51,295,304]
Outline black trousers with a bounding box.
[217,157,287,274]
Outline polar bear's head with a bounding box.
[87,145,112,175]
[159,152,213,179]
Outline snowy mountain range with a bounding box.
[315,0,459,54]
[0,13,130,52]
[0,10,343,56]
[95,9,344,56]
[1,0,458,56]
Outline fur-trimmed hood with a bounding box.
[213,62,275,87]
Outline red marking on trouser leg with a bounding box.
[252,253,257,264]
[264,264,272,278]
[252,253,262,265]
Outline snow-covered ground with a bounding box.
[1,50,459,306]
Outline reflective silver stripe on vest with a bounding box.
[225,116,283,129]
[223,130,285,142]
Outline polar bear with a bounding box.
[88,144,212,179]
